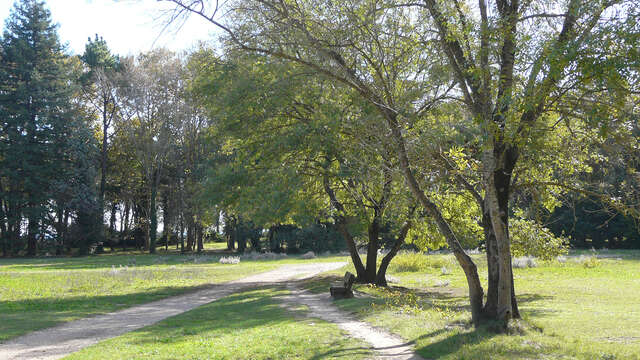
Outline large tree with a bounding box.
[164,0,640,327]
[418,0,639,325]
[191,51,417,284]
[80,35,122,243]
[0,0,96,256]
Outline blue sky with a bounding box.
[0,0,217,55]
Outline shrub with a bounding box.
[219,256,240,264]
[510,218,569,260]
[513,256,538,269]
[300,251,316,259]
[579,255,601,268]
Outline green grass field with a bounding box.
[0,252,347,341]
[2,250,639,359]
[305,250,640,359]
[65,287,371,360]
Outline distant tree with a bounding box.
[81,34,122,242]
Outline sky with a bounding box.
[0,0,218,56]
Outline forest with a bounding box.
[1,0,639,333]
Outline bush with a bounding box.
[219,256,240,264]
[578,255,601,268]
[513,256,538,269]
[510,218,569,260]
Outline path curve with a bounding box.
[0,262,345,360]
[282,285,425,360]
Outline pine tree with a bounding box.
[0,0,96,256]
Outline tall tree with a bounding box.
[0,0,89,256]
[81,34,121,242]
[120,49,184,253]
[418,0,639,325]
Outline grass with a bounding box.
[304,250,640,360]
[64,287,372,360]
[0,252,348,341]
[4,249,640,359]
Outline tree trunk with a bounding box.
[163,194,170,252]
[376,220,412,286]
[62,210,70,254]
[0,200,7,257]
[364,217,380,283]
[108,203,117,251]
[186,215,195,252]
[196,222,203,253]
[387,112,484,325]
[482,208,499,318]
[149,171,159,254]
[55,206,64,256]
[179,215,185,253]
[336,221,366,280]
[483,145,520,327]
[27,209,38,257]
[122,201,130,252]
[322,174,366,279]
[99,99,108,244]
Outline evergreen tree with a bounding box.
[0,0,96,255]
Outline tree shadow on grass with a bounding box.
[0,284,218,342]
[413,327,501,359]
[119,286,374,358]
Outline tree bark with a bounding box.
[27,208,38,257]
[98,94,112,247]
[122,201,130,252]
[163,194,170,251]
[364,217,380,283]
[179,215,185,253]
[149,170,159,254]
[482,208,499,318]
[483,146,519,326]
[323,174,366,279]
[386,112,484,325]
[108,203,117,251]
[55,206,64,256]
[376,220,412,286]
[196,222,203,253]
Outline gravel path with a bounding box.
[281,285,425,360]
[0,262,345,360]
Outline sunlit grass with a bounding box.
[304,250,640,359]
[0,252,349,341]
[64,287,371,360]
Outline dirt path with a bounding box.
[281,285,425,360]
[0,262,345,360]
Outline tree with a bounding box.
[119,50,184,253]
[80,34,122,244]
[191,51,417,284]
[418,0,640,325]
[0,0,96,256]
[165,0,640,328]
[164,0,488,322]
